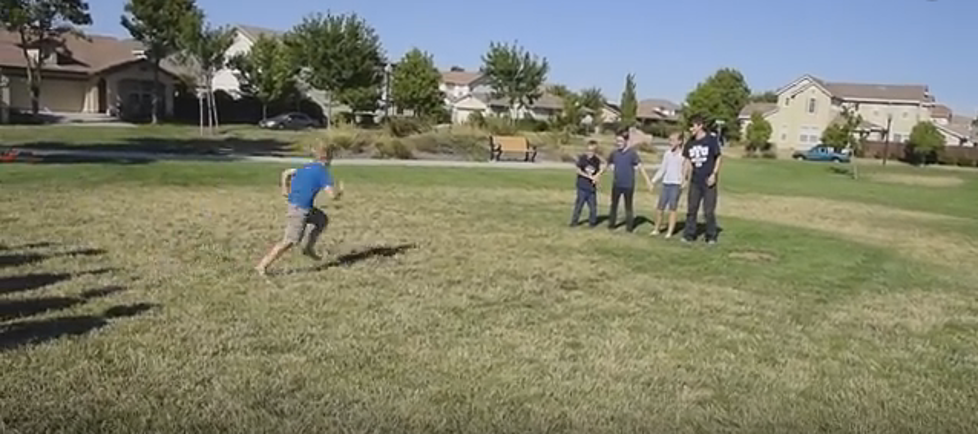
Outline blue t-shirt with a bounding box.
[287,163,333,209]
[608,147,641,189]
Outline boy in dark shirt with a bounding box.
[599,130,655,232]
[570,140,602,227]
[681,115,723,244]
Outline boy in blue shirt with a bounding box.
[256,145,343,276]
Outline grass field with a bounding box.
[2,157,978,433]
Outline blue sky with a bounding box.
[89,0,977,115]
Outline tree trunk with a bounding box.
[30,83,40,115]
[151,58,160,124]
[198,90,204,136]
[262,103,267,120]
[210,87,220,132]
[209,88,218,134]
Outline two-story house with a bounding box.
[439,70,491,101]
[738,74,969,150]
[636,98,680,123]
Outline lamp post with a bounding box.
[882,114,893,166]
[383,63,395,119]
[715,119,726,147]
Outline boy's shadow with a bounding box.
[674,222,725,238]
[296,243,417,273]
[598,216,653,230]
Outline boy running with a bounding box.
[569,140,602,227]
[256,144,343,276]
[650,132,687,238]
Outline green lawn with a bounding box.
[2,158,978,433]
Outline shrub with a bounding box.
[467,111,487,128]
[385,116,428,138]
[406,130,488,160]
[761,149,778,159]
[484,116,517,136]
[375,137,414,159]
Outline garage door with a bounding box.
[39,78,88,112]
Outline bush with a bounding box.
[385,116,428,138]
[761,149,778,159]
[375,137,414,159]
[484,116,517,136]
[406,130,488,160]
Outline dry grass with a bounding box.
[869,173,965,188]
[720,193,978,269]
[2,162,978,433]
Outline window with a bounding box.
[784,98,789,107]
[873,109,880,117]
[893,133,902,142]
[808,98,816,114]
[902,111,908,119]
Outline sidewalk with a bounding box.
[2,147,575,170]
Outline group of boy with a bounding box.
[254,116,722,277]
[570,115,722,244]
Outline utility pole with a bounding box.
[882,114,893,166]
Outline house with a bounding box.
[739,74,948,150]
[211,24,281,97]
[930,105,975,147]
[448,92,564,124]
[439,69,491,101]
[211,24,349,118]
[0,29,181,120]
[636,98,680,123]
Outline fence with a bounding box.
[860,141,978,167]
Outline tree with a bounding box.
[286,12,385,123]
[908,121,944,164]
[820,107,865,178]
[683,68,751,140]
[579,87,605,131]
[178,12,233,134]
[745,112,772,152]
[228,35,296,120]
[122,0,199,124]
[619,73,637,127]
[480,41,548,120]
[390,48,443,119]
[749,91,778,103]
[1,0,92,115]
[820,124,849,149]
[547,84,571,98]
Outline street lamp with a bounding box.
[714,119,726,147]
[882,114,893,166]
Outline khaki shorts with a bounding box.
[283,204,328,244]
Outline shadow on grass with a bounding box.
[606,215,652,231]
[0,248,106,269]
[300,243,417,273]
[0,286,127,322]
[0,242,58,251]
[0,303,157,352]
[6,135,297,164]
[0,268,114,295]
[673,221,725,239]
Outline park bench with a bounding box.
[489,135,537,162]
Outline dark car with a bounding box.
[258,112,320,130]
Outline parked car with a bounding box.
[792,145,851,163]
[258,112,320,130]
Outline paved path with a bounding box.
[4,147,575,170]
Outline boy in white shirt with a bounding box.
[650,132,688,238]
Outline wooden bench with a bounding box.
[489,135,537,162]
